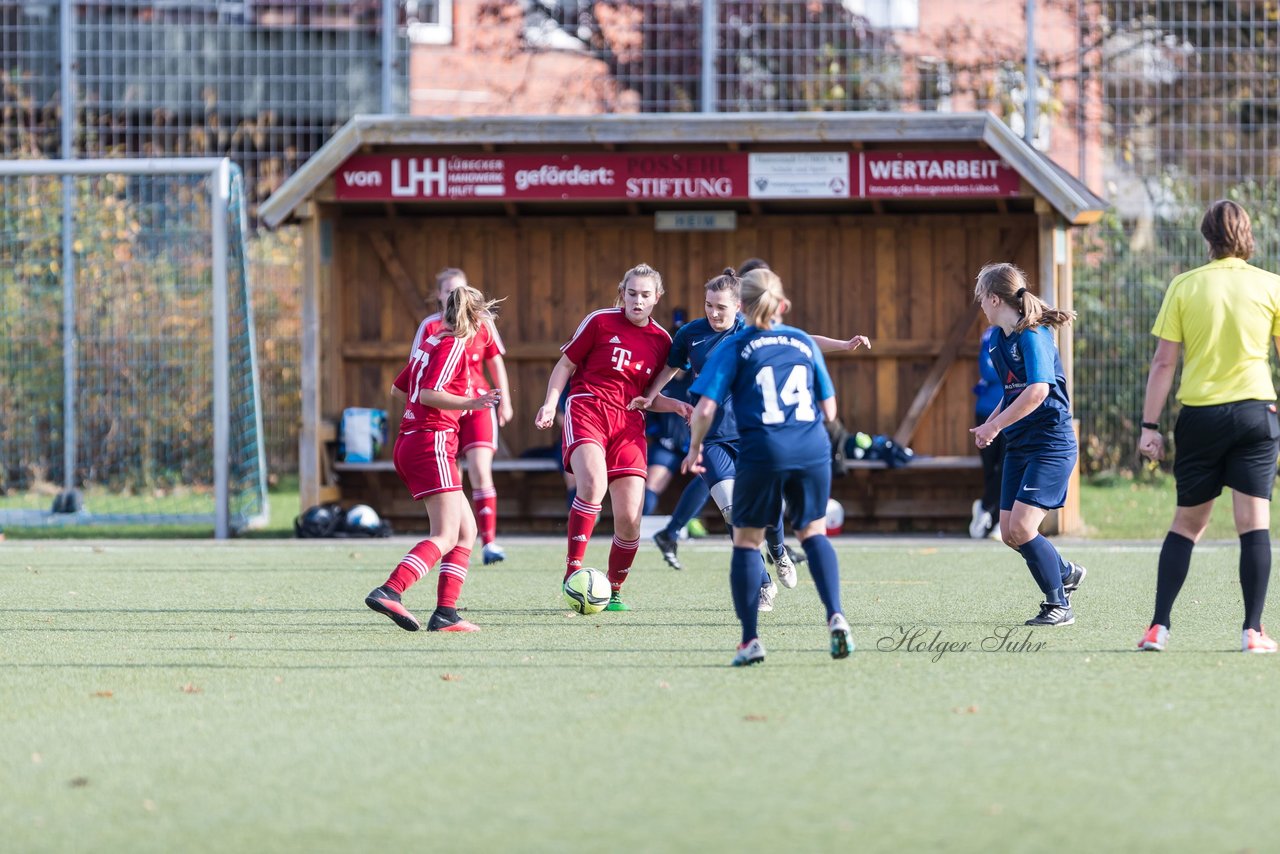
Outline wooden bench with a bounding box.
[332,457,573,531]
[834,456,983,533]
[328,453,984,534]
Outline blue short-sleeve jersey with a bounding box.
[668,316,745,444]
[645,371,695,451]
[690,323,834,469]
[990,325,1074,451]
[973,325,1004,421]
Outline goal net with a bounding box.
[0,158,268,537]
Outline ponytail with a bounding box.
[740,268,787,329]
[973,262,1075,332]
[1017,289,1075,332]
[444,285,503,342]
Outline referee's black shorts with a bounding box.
[1173,399,1280,506]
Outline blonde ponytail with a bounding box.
[444,285,503,342]
[740,268,786,329]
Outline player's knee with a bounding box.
[709,479,734,511]
[1002,526,1029,549]
[575,472,607,503]
[795,518,825,540]
[431,531,460,554]
[614,509,642,539]
[458,514,478,545]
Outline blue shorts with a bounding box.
[733,461,831,530]
[1000,446,1076,511]
[698,442,738,487]
[648,442,682,473]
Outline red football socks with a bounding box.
[437,546,471,610]
[473,488,498,545]
[566,497,602,579]
[385,539,443,594]
[607,535,640,591]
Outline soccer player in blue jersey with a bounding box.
[682,267,854,665]
[969,263,1087,627]
[637,265,868,610]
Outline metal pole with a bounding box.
[381,0,396,113]
[1076,0,1086,182]
[2,158,232,176]
[211,160,231,540]
[1025,0,1038,146]
[59,0,78,501]
[700,0,716,112]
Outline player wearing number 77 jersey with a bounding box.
[685,267,853,666]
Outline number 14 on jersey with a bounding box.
[755,365,815,424]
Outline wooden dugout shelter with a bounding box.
[261,112,1105,533]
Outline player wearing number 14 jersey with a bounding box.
[686,267,852,665]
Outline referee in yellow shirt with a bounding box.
[1138,200,1280,653]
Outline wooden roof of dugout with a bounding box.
[261,112,1107,228]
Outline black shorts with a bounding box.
[1173,400,1280,506]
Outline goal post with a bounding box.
[0,157,269,537]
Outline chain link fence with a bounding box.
[2,0,407,477]
[1074,1,1280,473]
[4,1,1277,477]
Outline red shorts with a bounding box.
[394,430,462,499]
[457,406,498,454]
[562,394,647,480]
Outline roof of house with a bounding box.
[260,111,1107,227]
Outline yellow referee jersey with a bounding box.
[1152,257,1280,406]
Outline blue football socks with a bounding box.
[730,546,765,644]
[1017,535,1068,605]
[663,477,711,539]
[801,534,842,620]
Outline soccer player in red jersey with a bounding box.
[365,285,503,632]
[534,263,691,611]
[414,267,514,566]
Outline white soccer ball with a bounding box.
[825,498,845,535]
[563,567,611,615]
[345,504,382,533]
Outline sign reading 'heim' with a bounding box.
[334,151,1020,202]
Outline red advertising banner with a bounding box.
[333,151,1020,202]
[335,153,750,201]
[859,151,1020,198]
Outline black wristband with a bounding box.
[1140,421,1159,430]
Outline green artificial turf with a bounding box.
[2,539,1278,853]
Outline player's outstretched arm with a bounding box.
[630,364,683,410]
[811,333,871,353]
[420,388,503,411]
[648,393,693,422]
[535,355,576,429]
